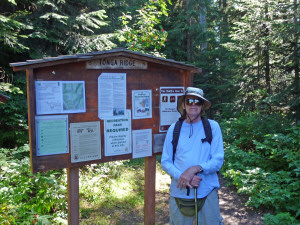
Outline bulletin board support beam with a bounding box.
[67,167,80,225]
[144,156,156,225]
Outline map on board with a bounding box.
[35,81,86,115]
[63,82,85,111]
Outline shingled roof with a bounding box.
[10,48,201,73]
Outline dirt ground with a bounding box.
[80,171,270,224]
[218,175,267,225]
[154,174,267,225]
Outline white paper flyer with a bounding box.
[98,73,126,119]
[132,90,152,119]
[104,110,131,156]
[70,121,101,163]
[132,129,152,159]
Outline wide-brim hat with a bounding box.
[177,87,211,116]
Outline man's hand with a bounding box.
[177,165,202,190]
[190,175,202,187]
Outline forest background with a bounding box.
[0,0,299,224]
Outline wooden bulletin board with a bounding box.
[10,49,201,174]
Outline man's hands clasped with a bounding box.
[177,165,203,190]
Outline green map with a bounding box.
[62,82,85,111]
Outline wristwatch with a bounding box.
[198,166,203,173]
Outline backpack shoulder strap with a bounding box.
[171,118,190,195]
[201,117,212,144]
[171,118,184,163]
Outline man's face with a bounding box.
[182,96,204,118]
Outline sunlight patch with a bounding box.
[111,181,133,199]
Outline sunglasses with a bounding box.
[185,98,204,106]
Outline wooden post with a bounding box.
[67,167,80,225]
[144,155,156,225]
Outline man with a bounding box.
[161,87,224,225]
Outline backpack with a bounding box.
[171,117,212,163]
[171,117,212,196]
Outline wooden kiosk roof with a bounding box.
[10,48,201,73]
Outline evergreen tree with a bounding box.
[163,0,238,118]
[225,0,299,119]
[23,0,115,57]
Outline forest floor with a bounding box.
[217,174,268,225]
[80,166,270,225]
[154,171,269,225]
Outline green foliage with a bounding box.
[79,160,146,224]
[1,0,116,59]
[80,161,126,203]
[117,0,170,56]
[78,157,172,224]
[162,0,240,118]
[222,112,293,151]
[221,112,300,223]
[7,0,17,5]
[0,78,28,148]
[162,0,207,61]
[79,160,144,205]
[24,0,116,57]
[0,11,30,53]
[263,212,298,225]
[0,145,149,224]
[223,0,300,117]
[0,145,67,224]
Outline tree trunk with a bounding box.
[199,1,207,51]
[264,4,271,94]
[293,0,300,121]
[220,0,228,42]
[186,0,192,61]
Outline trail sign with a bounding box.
[10,48,201,174]
[10,48,201,225]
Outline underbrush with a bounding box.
[79,158,146,224]
[0,145,68,224]
[220,112,300,224]
[0,80,28,149]
[0,145,148,224]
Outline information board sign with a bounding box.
[10,49,199,173]
[159,87,184,132]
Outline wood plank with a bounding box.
[67,167,80,225]
[26,69,37,174]
[144,156,156,225]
